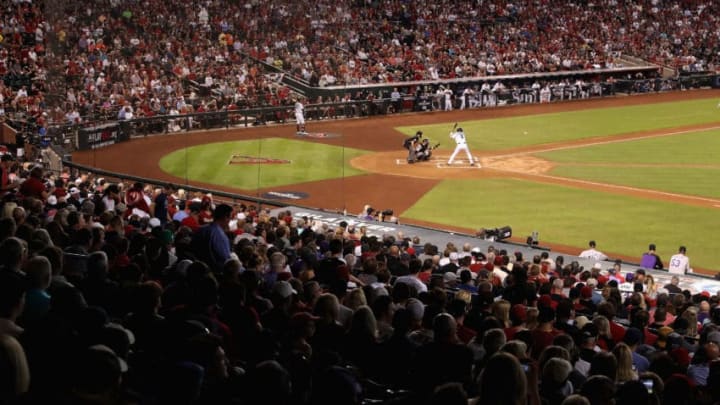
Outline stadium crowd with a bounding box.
[0,155,719,405]
[1,0,719,129]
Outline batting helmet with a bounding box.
[416,130,423,136]
[457,127,463,132]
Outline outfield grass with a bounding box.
[548,167,720,199]
[159,138,369,189]
[536,128,720,198]
[402,178,720,270]
[397,98,720,150]
[537,128,720,164]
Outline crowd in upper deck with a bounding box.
[0,0,717,128]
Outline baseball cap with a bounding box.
[575,315,590,330]
[70,187,80,194]
[272,280,297,298]
[148,218,161,228]
[538,294,557,310]
[443,272,458,284]
[47,195,58,206]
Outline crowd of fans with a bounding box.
[0,154,720,404]
[1,0,720,131]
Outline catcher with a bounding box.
[415,138,439,162]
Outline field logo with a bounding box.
[228,154,291,165]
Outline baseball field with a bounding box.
[73,90,720,273]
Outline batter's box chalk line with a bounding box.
[436,157,482,169]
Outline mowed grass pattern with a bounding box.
[537,129,720,198]
[537,128,720,164]
[159,138,368,189]
[398,98,720,150]
[402,178,720,270]
[548,166,720,199]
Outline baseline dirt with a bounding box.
[73,89,720,271]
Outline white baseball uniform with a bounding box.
[448,130,475,165]
[444,89,453,111]
[460,88,473,110]
[668,253,691,275]
[294,101,305,126]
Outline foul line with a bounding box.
[499,169,720,206]
[491,124,720,159]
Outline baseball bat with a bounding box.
[452,122,458,131]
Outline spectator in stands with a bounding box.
[191,204,233,272]
[540,357,574,405]
[664,276,683,294]
[394,257,428,294]
[410,313,474,396]
[474,352,536,405]
[18,166,47,201]
[531,306,562,359]
[687,338,720,386]
[612,343,639,383]
[19,256,52,326]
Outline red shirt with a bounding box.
[457,324,477,345]
[530,328,563,359]
[19,177,45,199]
[181,215,201,232]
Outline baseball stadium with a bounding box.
[2,1,720,404]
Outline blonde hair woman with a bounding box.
[344,288,367,311]
[612,343,638,383]
[645,274,658,299]
[593,315,615,351]
[526,307,540,330]
[491,300,511,328]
